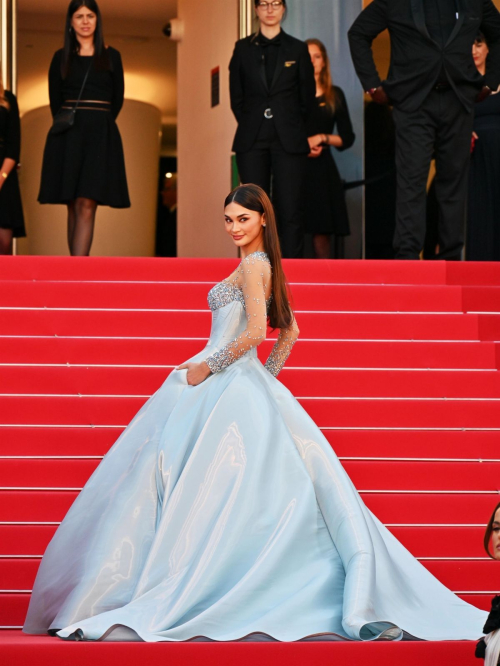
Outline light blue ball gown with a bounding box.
[23,252,486,642]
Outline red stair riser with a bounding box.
[2,396,500,428]
[446,261,500,286]
[0,338,495,369]
[3,367,500,399]
[0,310,482,341]
[0,558,495,593]
[478,314,500,341]
[462,286,500,313]
[389,526,487,558]
[2,282,467,311]
[1,459,498,491]
[1,427,499,459]
[364,493,499,524]
[0,256,451,283]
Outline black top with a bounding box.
[0,90,20,162]
[475,595,500,659]
[229,30,315,154]
[423,0,457,45]
[348,0,500,113]
[48,47,124,120]
[259,31,282,89]
[305,87,355,152]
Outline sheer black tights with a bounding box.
[67,198,98,256]
[0,228,13,255]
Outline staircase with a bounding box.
[0,255,499,665]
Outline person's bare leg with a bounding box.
[70,198,97,256]
[313,234,331,259]
[0,228,13,255]
[67,201,77,252]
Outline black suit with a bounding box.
[229,30,315,257]
[349,0,500,259]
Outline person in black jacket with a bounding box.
[348,0,500,260]
[0,77,25,254]
[39,0,130,257]
[229,0,315,258]
[475,502,500,663]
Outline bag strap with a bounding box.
[72,60,93,113]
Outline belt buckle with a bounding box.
[264,108,273,119]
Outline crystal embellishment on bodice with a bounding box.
[207,281,245,312]
[204,251,297,378]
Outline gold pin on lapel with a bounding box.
[284,60,296,67]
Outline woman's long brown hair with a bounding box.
[484,502,500,559]
[224,184,294,331]
[306,38,336,112]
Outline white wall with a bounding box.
[17,100,161,256]
[176,0,238,258]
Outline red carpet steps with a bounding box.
[0,256,499,665]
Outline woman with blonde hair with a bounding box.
[476,502,500,664]
[305,38,354,259]
[0,73,25,253]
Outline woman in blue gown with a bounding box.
[24,184,487,643]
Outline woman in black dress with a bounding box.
[0,77,25,254]
[305,39,355,259]
[475,502,500,664]
[229,0,316,258]
[39,0,130,256]
[467,32,500,262]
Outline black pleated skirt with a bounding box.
[0,146,26,237]
[38,108,130,208]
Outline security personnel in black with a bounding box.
[229,0,315,258]
[348,0,500,260]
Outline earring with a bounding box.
[263,224,266,227]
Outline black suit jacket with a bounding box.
[229,30,315,153]
[348,0,500,113]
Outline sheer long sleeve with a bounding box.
[264,317,299,377]
[205,256,271,374]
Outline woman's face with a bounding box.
[492,508,500,560]
[472,39,489,72]
[71,5,97,40]
[308,43,325,77]
[224,202,265,250]
[255,1,285,29]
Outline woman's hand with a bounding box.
[308,134,325,150]
[308,145,323,158]
[471,131,478,153]
[177,361,212,386]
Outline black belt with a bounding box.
[62,100,111,111]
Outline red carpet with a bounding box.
[0,256,499,664]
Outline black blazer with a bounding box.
[229,30,315,154]
[348,0,500,113]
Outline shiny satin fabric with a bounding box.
[23,293,487,642]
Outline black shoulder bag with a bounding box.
[50,61,93,135]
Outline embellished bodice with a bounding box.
[207,251,272,314]
[203,251,298,378]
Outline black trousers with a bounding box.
[236,120,307,258]
[392,88,474,260]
